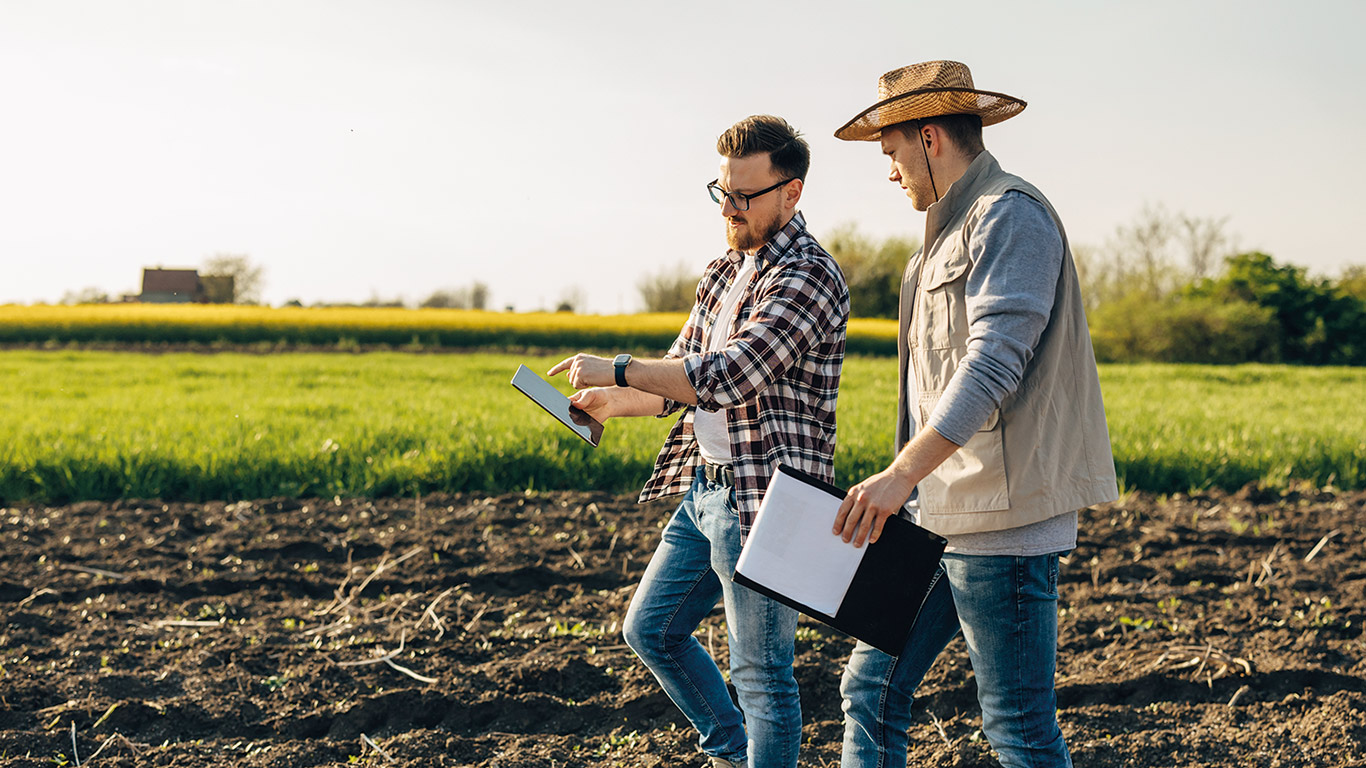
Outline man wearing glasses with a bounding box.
[549,115,849,768]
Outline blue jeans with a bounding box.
[840,552,1070,768]
[622,470,801,767]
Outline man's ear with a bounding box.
[922,124,950,158]
[784,178,803,209]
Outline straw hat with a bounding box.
[834,60,1026,141]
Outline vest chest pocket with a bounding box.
[916,248,972,351]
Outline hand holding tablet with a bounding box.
[510,365,605,447]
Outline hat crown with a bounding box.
[835,59,1024,141]
[878,60,975,101]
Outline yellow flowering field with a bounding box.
[0,304,898,355]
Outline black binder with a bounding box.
[732,464,947,656]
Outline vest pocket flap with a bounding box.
[978,408,1000,432]
[922,251,970,290]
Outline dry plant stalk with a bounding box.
[141,619,225,630]
[17,588,56,609]
[418,587,458,641]
[926,709,954,749]
[329,630,438,684]
[315,547,425,618]
[61,564,130,581]
[1103,641,1253,685]
[83,733,145,763]
[1303,530,1340,562]
[1253,542,1284,588]
[361,733,397,763]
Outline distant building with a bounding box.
[139,268,234,304]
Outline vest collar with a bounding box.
[924,151,1002,250]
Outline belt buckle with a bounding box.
[704,463,733,487]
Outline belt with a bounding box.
[702,463,735,487]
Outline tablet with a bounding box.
[510,364,604,447]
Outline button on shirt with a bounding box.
[639,212,850,540]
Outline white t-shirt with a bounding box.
[694,255,756,465]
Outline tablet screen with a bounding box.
[510,364,604,447]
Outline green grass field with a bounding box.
[0,350,1360,504]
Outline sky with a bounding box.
[2,0,1363,313]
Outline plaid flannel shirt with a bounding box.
[638,212,850,539]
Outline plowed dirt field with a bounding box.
[1,486,1362,767]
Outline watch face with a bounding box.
[615,354,630,365]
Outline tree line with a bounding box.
[637,205,1365,366]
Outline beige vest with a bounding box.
[897,151,1118,535]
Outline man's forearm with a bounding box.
[621,358,699,406]
[891,426,962,486]
[834,425,963,546]
[549,353,699,406]
[605,387,669,419]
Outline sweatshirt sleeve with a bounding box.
[927,191,1063,446]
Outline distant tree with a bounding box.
[556,286,586,313]
[1177,213,1232,279]
[638,263,700,313]
[60,287,110,305]
[1186,252,1366,365]
[1087,292,1279,364]
[824,223,917,319]
[1091,205,1234,304]
[1072,244,1115,315]
[420,282,490,310]
[1336,264,1366,303]
[1106,204,1179,300]
[361,293,406,308]
[469,281,490,310]
[420,289,466,309]
[202,253,265,304]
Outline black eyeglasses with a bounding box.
[706,178,795,211]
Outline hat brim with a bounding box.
[834,87,1027,141]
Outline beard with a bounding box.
[724,212,783,252]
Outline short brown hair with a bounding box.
[716,115,810,182]
[892,114,985,156]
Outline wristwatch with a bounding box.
[613,354,632,387]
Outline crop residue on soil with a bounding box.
[1,487,1363,767]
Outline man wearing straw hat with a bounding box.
[829,61,1118,767]
[550,114,849,768]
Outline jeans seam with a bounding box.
[1014,555,1052,768]
[874,650,898,768]
[1018,556,1035,764]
